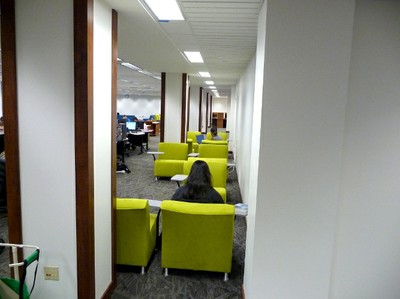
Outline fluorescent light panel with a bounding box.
[199,72,211,78]
[184,51,204,63]
[205,81,214,85]
[144,0,184,21]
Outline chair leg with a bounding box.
[141,267,145,275]
[164,268,168,277]
[224,273,229,281]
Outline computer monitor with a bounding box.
[126,121,137,131]
[136,121,144,130]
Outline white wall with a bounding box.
[164,73,183,142]
[238,1,400,298]
[93,1,113,297]
[242,0,356,298]
[117,95,160,119]
[188,85,200,131]
[212,97,227,114]
[233,55,256,202]
[331,1,400,298]
[16,1,77,297]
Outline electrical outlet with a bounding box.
[44,266,59,281]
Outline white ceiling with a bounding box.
[104,0,262,98]
[0,1,262,97]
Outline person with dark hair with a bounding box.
[171,160,224,203]
[210,125,222,140]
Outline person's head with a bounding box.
[210,125,218,137]
[184,160,213,198]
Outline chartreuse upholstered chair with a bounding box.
[202,139,228,145]
[116,198,157,274]
[186,131,202,153]
[198,144,228,161]
[154,142,188,178]
[161,200,235,281]
[183,158,228,202]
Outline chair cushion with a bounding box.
[161,200,234,273]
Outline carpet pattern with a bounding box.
[112,136,246,299]
[0,212,9,278]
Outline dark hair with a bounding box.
[183,160,213,198]
[210,125,218,137]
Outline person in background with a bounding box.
[171,160,224,204]
[210,125,222,140]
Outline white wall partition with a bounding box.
[211,97,227,115]
[16,1,77,297]
[93,0,113,297]
[331,1,400,298]
[242,1,355,298]
[188,86,200,131]
[164,73,183,142]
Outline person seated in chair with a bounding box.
[171,160,224,204]
[210,125,222,140]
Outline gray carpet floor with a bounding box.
[0,212,8,278]
[113,135,246,299]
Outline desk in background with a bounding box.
[145,121,160,136]
[128,130,152,154]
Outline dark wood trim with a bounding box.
[160,72,166,142]
[198,87,203,132]
[74,0,95,298]
[205,92,209,131]
[209,95,213,126]
[106,8,119,297]
[186,86,191,133]
[180,73,187,143]
[1,0,23,252]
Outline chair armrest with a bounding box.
[147,151,165,161]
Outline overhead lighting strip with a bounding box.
[184,51,204,63]
[142,0,184,21]
[199,72,211,78]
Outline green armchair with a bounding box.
[154,142,188,178]
[161,200,235,280]
[183,158,228,202]
[116,198,157,274]
[198,144,228,161]
[186,131,202,153]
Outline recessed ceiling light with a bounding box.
[205,81,214,85]
[209,86,216,89]
[143,0,184,21]
[184,51,204,63]
[199,72,211,78]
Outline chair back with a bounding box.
[158,142,188,160]
[161,200,235,273]
[198,144,228,160]
[116,198,156,266]
[186,131,202,153]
